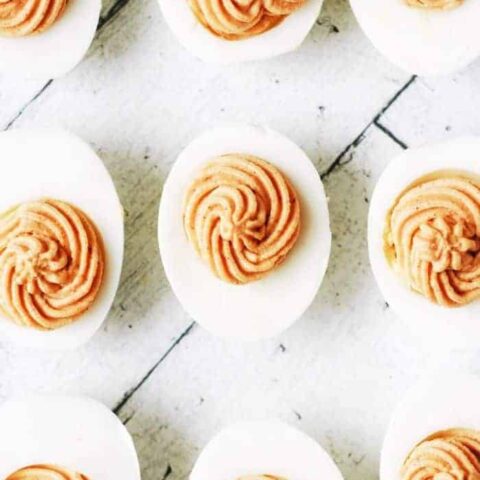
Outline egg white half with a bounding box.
[0,395,140,479]
[0,0,100,79]
[158,0,324,63]
[381,372,480,480]
[350,0,480,76]
[0,128,124,349]
[158,125,331,340]
[191,420,344,480]
[368,137,480,348]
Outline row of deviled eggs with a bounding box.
[1,0,479,78]
[0,370,478,480]
[2,127,480,351]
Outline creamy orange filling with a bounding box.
[7,464,89,480]
[0,198,105,330]
[384,172,480,307]
[188,0,307,40]
[402,429,480,480]
[0,0,68,37]
[405,0,463,9]
[183,154,301,285]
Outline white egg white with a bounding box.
[368,137,480,348]
[0,0,100,79]
[0,395,140,479]
[350,0,480,76]
[0,128,124,349]
[381,372,480,480]
[158,0,324,63]
[191,420,344,480]
[158,125,331,340]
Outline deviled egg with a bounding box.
[158,0,325,63]
[0,128,124,349]
[0,395,140,480]
[381,372,480,480]
[368,137,480,347]
[191,420,344,480]
[350,0,480,75]
[0,0,101,78]
[158,125,331,340]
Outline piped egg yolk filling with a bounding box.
[188,0,307,40]
[7,464,89,480]
[402,428,480,480]
[405,0,463,9]
[183,153,301,285]
[384,171,480,307]
[0,198,105,330]
[0,0,68,37]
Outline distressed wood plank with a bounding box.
[380,62,480,146]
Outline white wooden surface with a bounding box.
[1,0,479,479]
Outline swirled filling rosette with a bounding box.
[384,173,480,308]
[0,198,105,330]
[7,465,89,480]
[183,154,301,284]
[0,0,68,37]
[405,0,463,9]
[188,0,307,40]
[401,429,480,480]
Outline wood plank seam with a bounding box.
[1,0,135,132]
[321,75,416,179]
[113,322,196,418]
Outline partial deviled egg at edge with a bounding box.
[368,137,480,348]
[381,372,480,480]
[350,0,480,76]
[0,395,140,480]
[191,420,344,480]
[158,0,325,63]
[0,0,101,78]
[0,128,124,350]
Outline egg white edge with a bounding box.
[368,136,480,348]
[350,0,480,76]
[0,0,101,79]
[0,394,141,479]
[158,0,324,63]
[0,128,124,350]
[191,420,344,480]
[158,124,332,340]
[380,371,480,480]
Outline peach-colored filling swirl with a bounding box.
[402,429,480,480]
[183,154,301,284]
[7,465,89,480]
[405,0,462,9]
[0,0,68,37]
[188,0,307,40]
[0,198,105,330]
[385,173,480,307]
